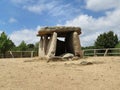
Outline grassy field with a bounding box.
[0,56,120,90]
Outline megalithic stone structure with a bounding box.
[73,32,82,56]
[47,32,57,58]
[39,36,45,57]
[37,26,82,59]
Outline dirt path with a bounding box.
[0,57,120,90]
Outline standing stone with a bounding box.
[43,35,49,54]
[73,32,82,57]
[47,32,57,58]
[39,36,45,57]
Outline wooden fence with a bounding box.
[1,48,120,58]
[83,48,120,56]
[0,51,38,58]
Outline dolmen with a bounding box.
[37,26,82,61]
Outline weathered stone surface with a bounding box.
[72,32,82,57]
[61,53,74,59]
[37,26,81,37]
[80,61,93,65]
[47,32,57,57]
[65,32,82,57]
[39,37,45,57]
[47,56,63,62]
[72,56,80,60]
[37,26,82,59]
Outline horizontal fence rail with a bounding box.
[0,51,38,58]
[83,48,120,56]
[1,48,120,58]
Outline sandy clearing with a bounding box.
[0,56,120,90]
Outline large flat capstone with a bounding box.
[37,26,81,37]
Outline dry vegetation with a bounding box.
[0,56,120,90]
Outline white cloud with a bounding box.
[23,1,55,15]
[23,5,45,14]
[85,0,120,11]
[65,8,120,46]
[80,32,101,46]
[11,0,59,15]
[48,3,73,16]
[23,1,64,15]
[9,17,17,23]
[9,26,41,46]
[11,0,81,17]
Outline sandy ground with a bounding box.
[0,56,120,90]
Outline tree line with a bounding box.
[0,32,39,57]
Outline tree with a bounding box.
[95,31,118,49]
[82,46,95,50]
[115,41,120,48]
[34,42,39,52]
[17,41,27,51]
[0,32,15,57]
[27,44,35,51]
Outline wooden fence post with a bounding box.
[9,51,14,58]
[104,49,108,56]
[94,49,96,56]
[31,51,34,58]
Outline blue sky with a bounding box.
[0,0,120,46]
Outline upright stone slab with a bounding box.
[47,32,57,58]
[39,36,45,57]
[72,32,81,57]
[43,35,49,54]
